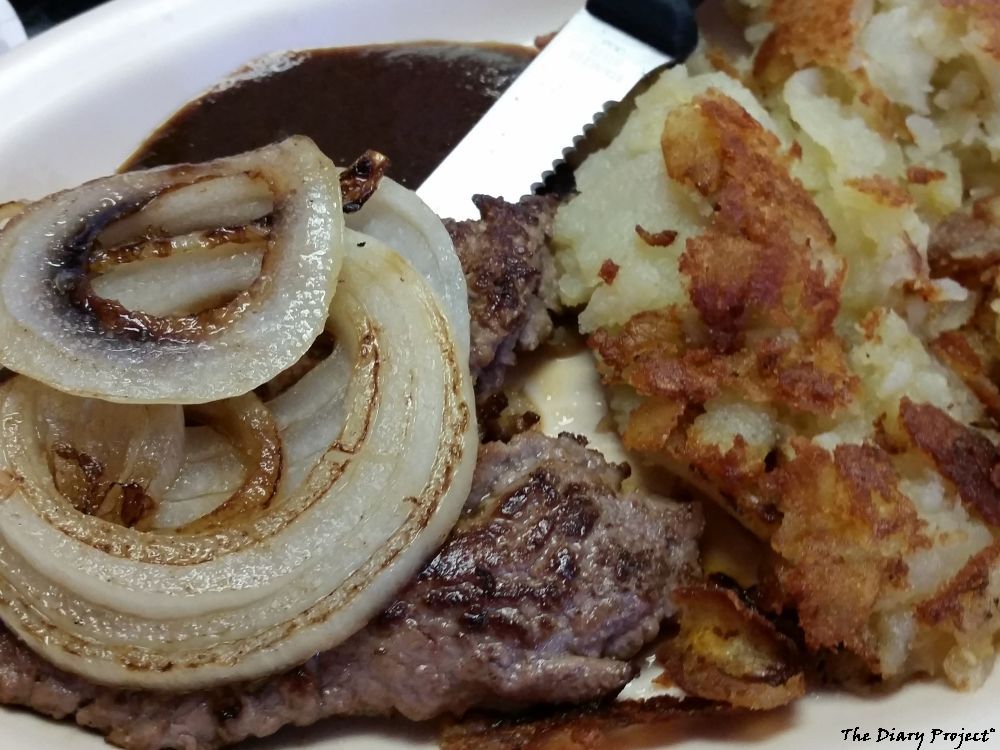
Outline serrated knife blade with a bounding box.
[417,0,700,220]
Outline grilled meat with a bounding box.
[0,432,701,750]
[447,195,561,401]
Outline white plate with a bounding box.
[0,0,997,748]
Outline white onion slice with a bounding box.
[177,394,282,534]
[97,173,273,248]
[89,223,269,273]
[0,378,184,529]
[0,137,343,404]
[153,426,244,529]
[92,243,264,316]
[346,175,471,356]
[0,201,24,228]
[0,238,477,689]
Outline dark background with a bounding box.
[10,0,109,36]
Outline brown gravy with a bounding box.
[124,43,534,188]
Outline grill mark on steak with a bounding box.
[447,195,561,402]
[0,432,701,750]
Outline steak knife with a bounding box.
[417,0,701,220]
[0,0,26,55]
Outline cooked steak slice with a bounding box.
[0,432,701,750]
[447,195,561,401]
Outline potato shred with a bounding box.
[554,0,1000,689]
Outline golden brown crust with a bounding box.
[627,410,781,540]
[854,69,913,141]
[768,441,928,667]
[591,310,729,405]
[930,332,1000,421]
[620,397,685,455]
[666,93,842,340]
[635,225,678,248]
[907,166,947,186]
[845,176,914,208]
[656,584,805,710]
[899,398,1000,526]
[928,201,1000,282]
[592,319,855,420]
[943,0,1000,60]
[917,542,1000,627]
[925,200,1000,425]
[752,0,863,87]
[593,90,854,417]
[704,46,744,81]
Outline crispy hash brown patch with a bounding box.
[586,91,936,668]
[917,542,1000,628]
[943,0,1000,60]
[567,77,1000,687]
[929,332,1000,422]
[554,0,1000,696]
[929,197,1000,281]
[845,177,915,210]
[926,196,1000,421]
[767,441,928,666]
[591,90,855,418]
[664,93,842,346]
[656,584,805,710]
[899,398,1000,525]
[752,0,864,88]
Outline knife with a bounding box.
[417,0,701,220]
[0,0,26,55]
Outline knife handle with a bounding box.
[586,0,700,61]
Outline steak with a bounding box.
[447,195,561,401]
[0,432,701,750]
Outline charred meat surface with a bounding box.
[447,195,561,401]
[0,431,701,750]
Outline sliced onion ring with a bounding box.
[96,173,273,249]
[0,201,25,228]
[345,174,471,356]
[339,150,391,213]
[0,236,478,689]
[0,378,185,528]
[177,393,282,534]
[153,426,246,530]
[0,137,344,404]
[90,222,270,273]
[91,242,265,317]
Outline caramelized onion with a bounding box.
[97,173,273,248]
[153,426,245,529]
[0,201,24,228]
[0,378,185,527]
[0,137,344,403]
[345,175,471,354]
[0,236,477,689]
[92,243,265,317]
[89,222,269,272]
[339,150,391,213]
[177,394,282,533]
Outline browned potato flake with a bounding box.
[656,584,805,710]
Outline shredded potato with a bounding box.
[554,0,1000,689]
